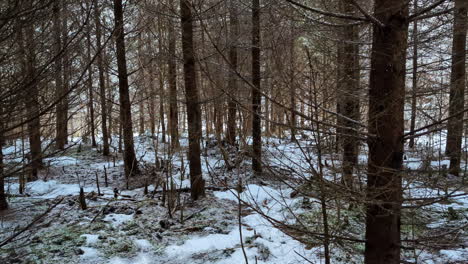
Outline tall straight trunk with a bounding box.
[22,24,42,181]
[289,33,296,141]
[94,0,110,156]
[408,0,419,149]
[86,21,97,147]
[137,37,145,137]
[113,0,140,177]
[340,0,360,189]
[53,0,66,150]
[226,1,239,145]
[0,107,7,211]
[157,15,167,144]
[62,1,70,144]
[105,58,114,143]
[336,44,344,151]
[168,1,180,149]
[446,0,467,176]
[365,1,408,263]
[159,75,166,143]
[180,0,205,200]
[146,37,157,137]
[251,0,262,176]
[139,91,145,135]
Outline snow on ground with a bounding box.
[1,134,467,264]
[82,234,100,246]
[103,214,134,227]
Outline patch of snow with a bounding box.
[103,213,134,227]
[107,252,154,264]
[440,248,467,262]
[81,234,99,245]
[166,228,254,258]
[134,239,153,251]
[80,246,100,259]
[45,156,79,166]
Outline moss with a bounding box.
[101,235,137,257]
[446,207,460,221]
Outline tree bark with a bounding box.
[340,0,360,190]
[252,0,262,177]
[0,106,7,211]
[113,0,140,177]
[408,0,419,149]
[53,0,67,150]
[20,21,43,181]
[168,1,180,150]
[94,0,110,156]
[180,0,205,200]
[289,21,296,141]
[446,0,467,176]
[365,1,408,263]
[86,17,97,147]
[146,36,157,137]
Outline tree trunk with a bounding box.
[180,0,205,200]
[408,0,419,149]
[289,22,296,141]
[61,1,70,144]
[20,22,42,181]
[365,1,408,263]
[0,106,8,211]
[146,36,157,137]
[446,0,467,176]
[94,0,110,156]
[252,0,262,176]
[159,74,167,144]
[139,92,145,135]
[340,0,360,189]
[113,0,140,177]
[86,19,97,147]
[53,0,67,150]
[168,1,180,150]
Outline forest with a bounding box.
[0,0,467,263]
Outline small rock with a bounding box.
[74,248,85,255]
[159,220,171,229]
[103,206,116,215]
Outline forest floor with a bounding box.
[0,134,467,264]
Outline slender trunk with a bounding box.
[336,43,344,152]
[408,0,419,149]
[0,107,7,211]
[180,0,205,200]
[113,0,140,177]
[365,1,408,263]
[94,0,110,156]
[61,1,70,144]
[159,76,166,143]
[139,92,145,135]
[446,0,467,176]
[168,1,180,149]
[147,37,157,137]
[251,0,262,176]
[86,21,97,147]
[226,1,239,145]
[341,0,360,189]
[157,15,167,144]
[289,23,296,141]
[53,0,66,150]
